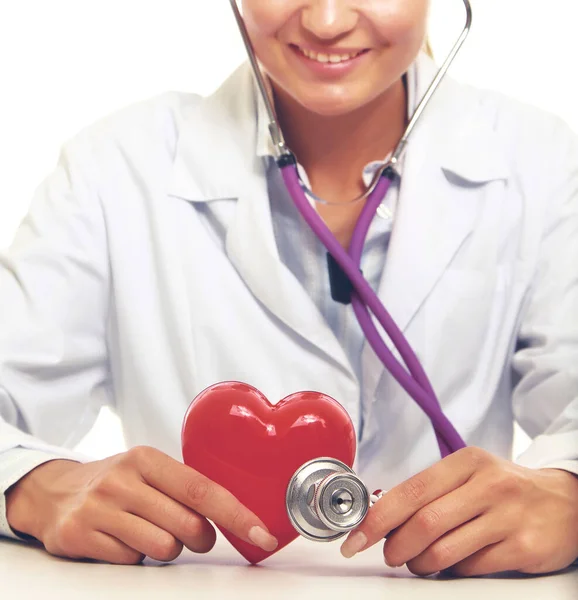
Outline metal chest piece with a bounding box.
[286,458,370,542]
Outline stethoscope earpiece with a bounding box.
[286,457,370,541]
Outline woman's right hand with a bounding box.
[5,446,278,564]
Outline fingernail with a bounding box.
[340,531,368,559]
[248,526,278,552]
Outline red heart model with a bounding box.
[181,381,356,564]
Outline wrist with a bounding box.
[5,459,80,540]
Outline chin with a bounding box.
[288,87,372,118]
[302,99,361,117]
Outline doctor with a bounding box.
[1,0,577,576]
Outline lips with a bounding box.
[287,43,371,78]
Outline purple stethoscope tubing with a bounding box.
[229,0,474,457]
[281,164,464,457]
[348,172,455,457]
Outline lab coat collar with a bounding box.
[407,52,510,184]
[167,63,259,202]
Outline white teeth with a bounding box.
[299,47,360,64]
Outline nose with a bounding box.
[301,0,359,41]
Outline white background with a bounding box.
[1,0,576,459]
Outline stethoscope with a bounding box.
[229,0,474,541]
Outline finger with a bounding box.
[125,482,216,554]
[101,510,183,562]
[50,531,145,565]
[86,532,146,565]
[445,543,520,577]
[383,478,488,567]
[134,448,278,552]
[449,532,563,577]
[341,447,490,556]
[404,515,505,577]
[445,541,527,577]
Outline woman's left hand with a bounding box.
[340,447,578,576]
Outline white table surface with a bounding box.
[1,534,576,600]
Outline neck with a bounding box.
[272,80,407,201]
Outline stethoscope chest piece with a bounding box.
[286,457,369,542]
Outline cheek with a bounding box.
[368,2,429,77]
[240,1,299,86]
[372,2,429,47]
[241,0,295,37]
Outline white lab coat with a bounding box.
[1,54,577,537]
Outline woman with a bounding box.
[1,0,577,576]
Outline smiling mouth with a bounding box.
[291,44,369,65]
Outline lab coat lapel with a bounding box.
[378,144,479,336]
[224,159,353,377]
[168,64,354,379]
